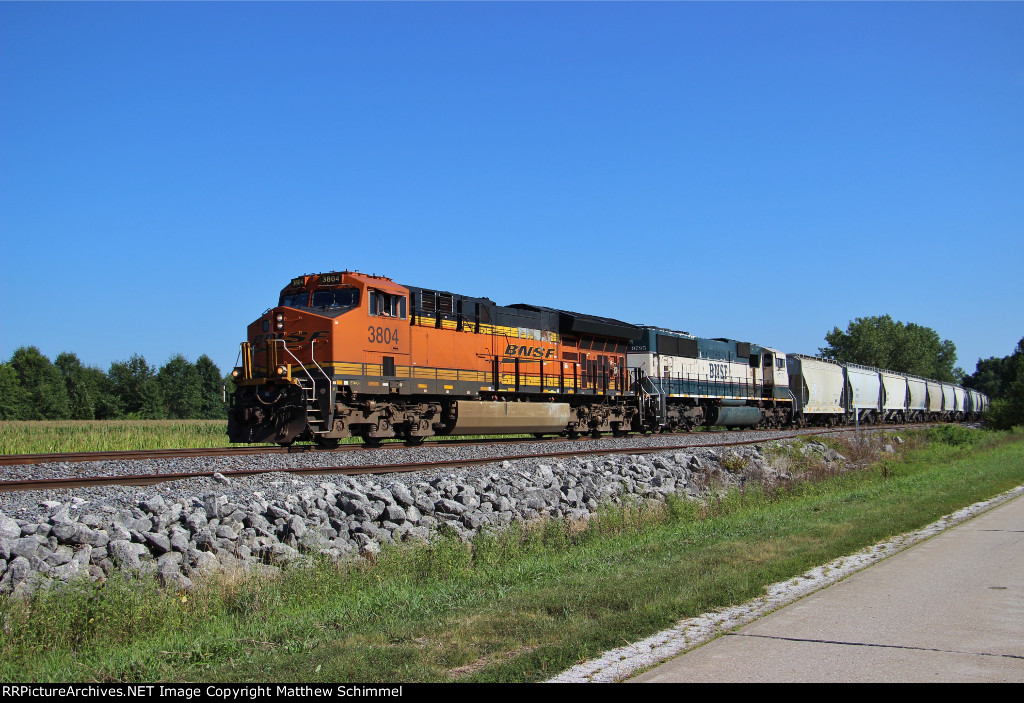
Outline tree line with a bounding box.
[819,314,1023,430]
[961,337,1024,430]
[3,317,1021,429]
[0,347,229,421]
[818,314,963,382]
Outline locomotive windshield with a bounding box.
[279,292,309,308]
[311,287,360,310]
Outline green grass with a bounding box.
[0,420,256,454]
[0,420,543,455]
[1,427,1022,683]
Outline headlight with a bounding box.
[274,313,285,331]
[276,365,288,377]
[231,368,241,379]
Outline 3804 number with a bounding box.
[368,326,398,345]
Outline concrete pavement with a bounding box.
[631,493,1024,683]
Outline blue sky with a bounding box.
[2,2,1022,377]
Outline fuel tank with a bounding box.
[449,400,571,435]
[705,406,763,428]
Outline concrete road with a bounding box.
[632,494,1024,683]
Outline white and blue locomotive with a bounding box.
[626,326,985,432]
[627,328,793,431]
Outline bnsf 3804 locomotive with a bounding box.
[227,271,987,447]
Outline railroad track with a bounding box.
[0,424,924,494]
[0,445,286,467]
[0,434,576,467]
[0,422,899,467]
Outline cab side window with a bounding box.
[369,290,407,319]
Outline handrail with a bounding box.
[306,339,332,389]
[304,340,333,430]
[647,372,763,400]
[271,339,317,401]
[639,373,667,397]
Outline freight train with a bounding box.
[227,271,987,447]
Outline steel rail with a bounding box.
[3,420,918,469]
[0,424,921,494]
[0,445,288,467]
[0,437,552,464]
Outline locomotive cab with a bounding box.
[228,271,411,445]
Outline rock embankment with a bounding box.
[0,438,848,597]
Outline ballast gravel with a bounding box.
[5,427,853,483]
[0,429,869,598]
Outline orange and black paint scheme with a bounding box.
[227,271,643,447]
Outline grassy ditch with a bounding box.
[1,426,1022,682]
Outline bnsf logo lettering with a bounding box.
[504,344,556,359]
[709,362,730,380]
[252,331,330,345]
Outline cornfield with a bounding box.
[0,420,273,455]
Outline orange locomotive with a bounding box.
[228,271,643,446]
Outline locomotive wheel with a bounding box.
[361,436,383,448]
[404,436,426,447]
[314,437,340,449]
[277,440,295,448]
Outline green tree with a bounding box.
[0,362,31,420]
[84,365,123,420]
[7,346,71,419]
[963,354,1016,399]
[55,352,96,420]
[54,352,125,421]
[195,355,226,419]
[223,372,237,405]
[108,355,165,419]
[158,354,203,419]
[819,315,962,382]
[977,337,1024,430]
